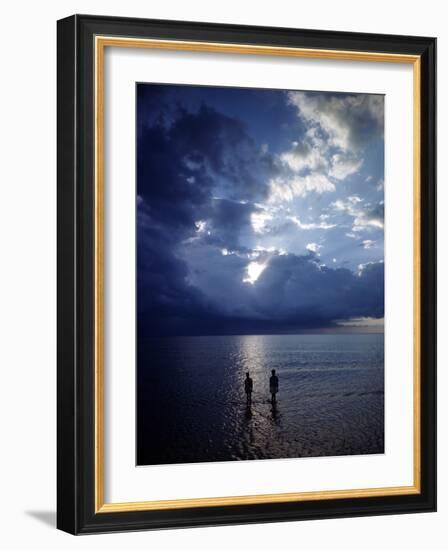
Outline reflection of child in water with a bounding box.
[269,369,279,404]
[244,372,253,404]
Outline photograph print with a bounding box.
[136,83,385,466]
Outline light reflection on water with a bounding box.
[137,333,384,465]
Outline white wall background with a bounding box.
[0,1,444,548]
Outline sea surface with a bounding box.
[137,333,384,465]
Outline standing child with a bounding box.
[269,369,279,404]
[244,372,253,405]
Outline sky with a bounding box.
[136,83,384,336]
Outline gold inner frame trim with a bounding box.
[94,35,422,513]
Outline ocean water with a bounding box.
[137,333,384,465]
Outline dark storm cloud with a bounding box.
[201,198,259,250]
[253,254,384,322]
[187,246,384,323]
[140,234,384,335]
[169,105,276,202]
[138,99,277,206]
[137,98,281,242]
[137,98,279,332]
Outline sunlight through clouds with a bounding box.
[250,210,273,233]
[243,261,268,284]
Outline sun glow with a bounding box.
[250,211,272,233]
[243,261,267,284]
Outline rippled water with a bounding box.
[137,333,384,465]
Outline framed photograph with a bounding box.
[57,14,436,534]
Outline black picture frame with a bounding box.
[57,14,436,534]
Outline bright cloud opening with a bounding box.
[250,211,272,233]
[306,242,322,254]
[243,261,267,284]
[195,220,207,232]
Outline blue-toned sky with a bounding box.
[137,84,384,335]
